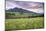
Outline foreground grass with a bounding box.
[5,17,44,30]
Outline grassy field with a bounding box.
[5,17,44,30]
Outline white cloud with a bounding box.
[6,0,44,13]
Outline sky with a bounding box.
[6,0,44,13]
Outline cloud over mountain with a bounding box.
[6,0,44,13]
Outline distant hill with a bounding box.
[5,7,43,14]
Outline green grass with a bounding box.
[5,17,44,30]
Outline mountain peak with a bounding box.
[6,7,44,14]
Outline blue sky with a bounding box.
[6,0,44,13]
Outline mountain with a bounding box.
[5,7,43,14]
